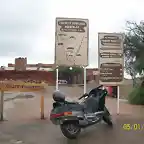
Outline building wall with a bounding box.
[3,57,99,85]
[5,57,135,98]
[15,57,27,71]
[0,70,55,84]
[8,57,55,72]
[8,58,99,83]
[86,68,99,82]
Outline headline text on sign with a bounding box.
[0,81,45,92]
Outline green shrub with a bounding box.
[128,86,144,105]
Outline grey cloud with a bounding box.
[88,35,98,67]
[0,40,31,56]
[0,0,49,57]
[0,22,38,34]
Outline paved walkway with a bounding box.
[4,95,144,121]
[0,88,144,143]
[0,115,144,144]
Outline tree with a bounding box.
[124,21,144,104]
[124,59,137,87]
[124,21,144,76]
[124,39,137,87]
[55,66,83,74]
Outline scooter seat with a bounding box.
[65,101,85,111]
[53,91,65,102]
[65,101,79,104]
[82,95,99,113]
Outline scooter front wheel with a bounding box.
[103,115,113,126]
[103,107,113,126]
[60,121,81,139]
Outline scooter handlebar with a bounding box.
[78,93,89,100]
[96,85,104,89]
[78,85,104,100]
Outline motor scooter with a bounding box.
[50,85,113,139]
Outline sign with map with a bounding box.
[55,17,89,66]
[98,33,124,85]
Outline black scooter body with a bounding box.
[50,85,113,139]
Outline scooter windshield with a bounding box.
[89,88,99,96]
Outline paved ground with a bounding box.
[0,115,144,144]
[0,86,144,143]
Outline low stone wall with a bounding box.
[119,84,133,99]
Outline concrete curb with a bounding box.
[4,93,21,102]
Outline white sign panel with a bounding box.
[98,33,124,85]
[55,17,89,66]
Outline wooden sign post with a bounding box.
[0,91,4,121]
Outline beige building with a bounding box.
[8,57,55,71]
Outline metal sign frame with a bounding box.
[98,32,124,86]
[55,17,89,67]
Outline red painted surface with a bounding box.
[0,70,55,84]
[106,86,113,96]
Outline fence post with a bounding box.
[0,91,4,121]
[40,95,44,119]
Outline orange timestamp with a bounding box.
[122,124,144,131]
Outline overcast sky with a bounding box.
[0,0,144,68]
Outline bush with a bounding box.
[128,86,144,105]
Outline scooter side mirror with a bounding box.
[83,93,89,97]
[102,86,105,90]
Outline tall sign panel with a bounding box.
[55,17,89,66]
[98,33,124,85]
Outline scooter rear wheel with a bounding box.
[60,121,81,139]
